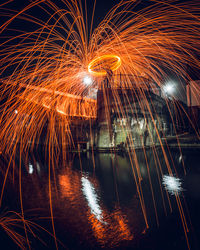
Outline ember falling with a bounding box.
[0,0,199,249]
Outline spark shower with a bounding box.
[0,0,200,249]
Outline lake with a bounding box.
[0,147,200,249]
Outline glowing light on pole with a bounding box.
[83,75,93,85]
[163,82,175,96]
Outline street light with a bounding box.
[163,82,175,96]
[83,75,93,85]
[163,81,176,135]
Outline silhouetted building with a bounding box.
[92,76,179,150]
[187,80,200,133]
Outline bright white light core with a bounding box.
[162,175,183,195]
[163,83,175,95]
[83,76,92,85]
[81,176,104,222]
[28,163,34,174]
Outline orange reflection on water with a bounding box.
[113,210,133,241]
[58,169,133,247]
[87,209,133,247]
[88,214,106,245]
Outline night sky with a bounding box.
[0,0,199,84]
[2,0,120,29]
[1,0,194,33]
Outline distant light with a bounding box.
[36,162,41,174]
[139,119,144,129]
[163,82,175,95]
[14,110,18,114]
[162,175,183,195]
[83,76,92,85]
[28,163,34,174]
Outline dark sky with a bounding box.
[3,0,120,29]
[1,0,191,32]
[1,0,199,83]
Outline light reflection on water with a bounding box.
[57,165,134,248]
[81,175,105,223]
[2,149,200,249]
[162,175,183,195]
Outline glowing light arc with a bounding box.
[88,55,121,76]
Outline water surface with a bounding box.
[1,148,200,249]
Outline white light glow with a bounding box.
[28,163,34,174]
[162,175,183,195]
[83,76,92,85]
[81,176,104,222]
[14,110,18,114]
[139,119,145,129]
[36,162,41,174]
[163,83,175,95]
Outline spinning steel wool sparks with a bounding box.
[0,0,199,156]
[88,55,121,76]
[0,0,200,249]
